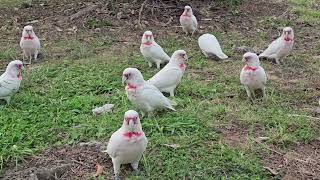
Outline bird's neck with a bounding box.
[122,126,143,139]
[23,34,34,40]
[244,65,258,71]
[6,71,22,79]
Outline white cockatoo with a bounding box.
[20,25,41,64]
[179,5,198,35]
[106,110,148,180]
[0,60,24,104]
[198,34,228,60]
[140,31,170,69]
[148,50,188,97]
[122,68,175,117]
[240,52,267,100]
[259,27,294,64]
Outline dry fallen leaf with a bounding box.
[163,144,180,149]
[93,163,104,177]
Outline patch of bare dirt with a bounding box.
[2,142,124,180]
[258,139,320,179]
[217,120,265,147]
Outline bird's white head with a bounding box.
[122,68,145,85]
[243,52,260,67]
[141,31,154,45]
[170,50,188,64]
[122,110,142,132]
[22,25,35,37]
[282,27,294,41]
[182,5,193,16]
[6,60,24,79]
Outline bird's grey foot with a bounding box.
[131,162,140,175]
[4,97,10,105]
[169,90,174,97]
[113,174,120,180]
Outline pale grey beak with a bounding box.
[122,76,127,84]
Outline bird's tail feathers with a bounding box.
[217,53,228,59]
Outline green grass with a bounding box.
[0,0,31,8]
[289,0,320,23]
[0,0,320,179]
[0,32,319,178]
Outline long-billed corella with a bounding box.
[19,25,41,64]
[240,52,267,101]
[0,60,24,104]
[106,110,148,180]
[259,27,294,64]
[198,33,228,60]
[148,50,188,97]
[179,5,198,35]
[140,31,170,69]
[122,68,175,117]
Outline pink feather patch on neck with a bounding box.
[244,65,257,71]
[179,63,186,71]
[123,132,142,138]
[24,35,33,40]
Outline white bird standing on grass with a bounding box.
[179,5,198,35]
[122,68,175,117]
[20,25,41,64]
[148,50,188,97]
[198,33,228,60]
[240,52,267,101]
[140,31,170,69]
[0,60,24,104]
[106,110,148,180]
[259,27,294,64]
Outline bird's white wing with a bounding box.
[141,84,174,110]
[107,129,125,158]
[260,37,282,57]
[192,15,198,29]
[148,67,182,89]
[34,36,41,49]
[149,43,170,62]
[258,67,267,85]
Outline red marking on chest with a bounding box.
[284,37,293,42]
[123,132,143,138]
[24,35,33,40]
[143,42,152,46]
[244,65,257,71]
[126,83,137,90]
[179,63,186,71]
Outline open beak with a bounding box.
[242,57,247,63]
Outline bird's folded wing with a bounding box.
[149,44,170,61]
[148,68,181,89]
[141,85,170,107]
[261,38,281,56]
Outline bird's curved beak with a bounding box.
[242,57,248,63]
[122,74,127,85]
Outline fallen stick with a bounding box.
[138,0,148,29]
[70,4,98,21]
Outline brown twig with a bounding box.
[71,160,91,168]
[138,0,148,29]
[288,114,320,120]
[70,4,99,21]
[253,138,283,155]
